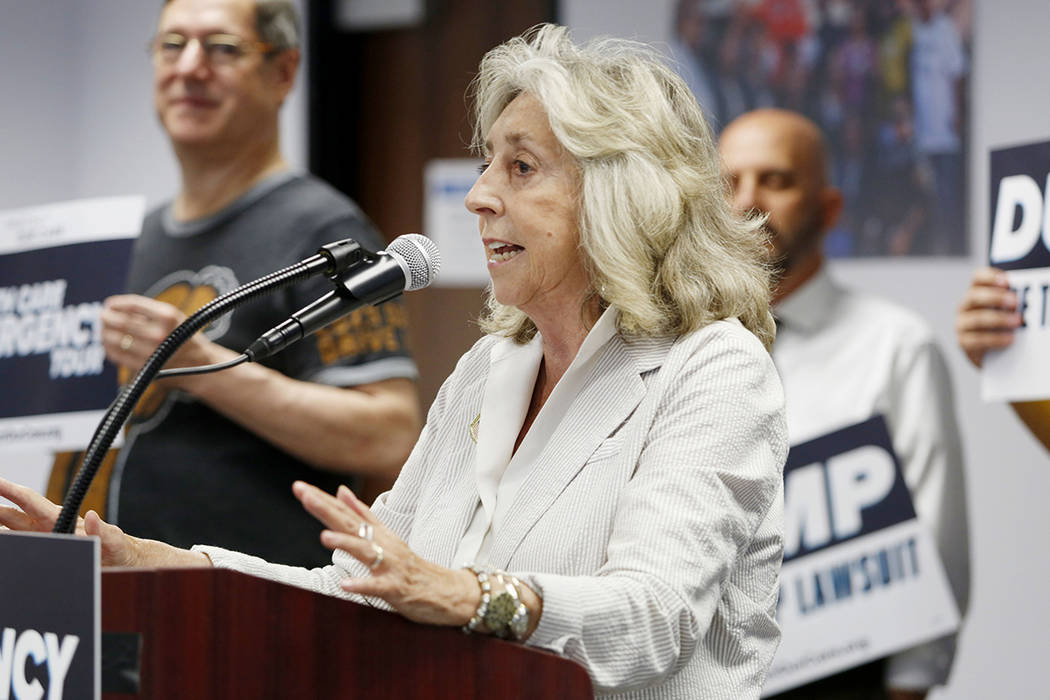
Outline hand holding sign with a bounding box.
[956,267,1021,368]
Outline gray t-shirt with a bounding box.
[109,172,417,566]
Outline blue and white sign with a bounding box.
[0,530,100,700]
[0,197,142,452]
[423,159,488,287]
[983,139,1050,401]
[762,416,960,696]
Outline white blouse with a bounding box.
[454,307,618,565]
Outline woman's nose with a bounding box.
[465,165,501,216]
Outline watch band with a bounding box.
[461,565,530,640]
[483,572,521,638]
[463,566,492,634]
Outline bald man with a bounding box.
[720,110,970,700]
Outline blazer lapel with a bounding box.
[421,467,485,567]
[485,334,672,566]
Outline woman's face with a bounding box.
[465,93,589,320]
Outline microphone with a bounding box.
[246,233,440,361]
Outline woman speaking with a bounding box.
[1,24,786,699]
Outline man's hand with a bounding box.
[955,267,1021,368]
[100,294,237,387]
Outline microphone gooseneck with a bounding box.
[53,257,329,534]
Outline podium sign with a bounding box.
[762,416,959,695]
[0,531,99,700]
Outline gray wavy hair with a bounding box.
[470,24,775,350]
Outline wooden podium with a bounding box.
[101,568,593,699]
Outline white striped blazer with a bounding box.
[202,317,788,699]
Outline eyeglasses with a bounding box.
[149,32,275,67]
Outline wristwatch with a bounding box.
[462,566,530,640]
[483,575,521,638]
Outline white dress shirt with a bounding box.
[774,266,970,690]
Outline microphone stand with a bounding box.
[53,239,371,534]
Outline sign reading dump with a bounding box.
[983,139,1050,401]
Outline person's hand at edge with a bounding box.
[955,266,1020,368]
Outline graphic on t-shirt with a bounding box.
[121,265,239,429]
[313,302,411,365]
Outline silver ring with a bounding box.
[357,522,374,542]
[120,334,134,351]
[368,544,384,570]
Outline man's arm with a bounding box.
[182,367,421,479]
[101,294,422,483]
[884,334,969,694]
[1009,400,1050,453]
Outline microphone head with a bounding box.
[386,234,441,291]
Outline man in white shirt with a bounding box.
[719,108,970,700]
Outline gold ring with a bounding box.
[368,544,384,570]
[120,334,134,351]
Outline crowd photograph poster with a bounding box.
[563,0,972,259]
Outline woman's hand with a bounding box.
[956,267,1021,368]
[292,481,480,627]
[0,477,139,565]
[0,477,208,569]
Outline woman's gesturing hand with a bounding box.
[0,477,210,569]
[0,477,140,566]
[292,481,480,628]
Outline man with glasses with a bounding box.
[47,0,422,568]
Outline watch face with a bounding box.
[484,590,517,635]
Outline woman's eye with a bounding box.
[513,160,533,175]
[476,162,490,175]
